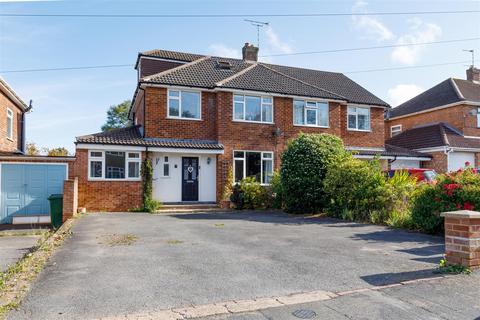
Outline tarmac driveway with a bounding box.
[0,234,40,272]
[10,211,444,319]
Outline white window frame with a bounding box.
[477,108,480,128]
[347,105,371,132]
[390,124,402,137]
[6,108,13,140]
[88,150,142,181]
[232,94,274,124]
[233,150,274,185]
[293,99,330,128]
[167,89,202,121]
[161,156,170,178]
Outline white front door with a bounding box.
[448,152,475,172]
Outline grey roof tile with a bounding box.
[76,126,224,150]
[354,144,431,158]
[139,50,389,107]
[141,49,205,62]
[389,78,480,118]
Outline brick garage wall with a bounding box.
[0,91,24,152]
[62,177,78,221]
[73,149,143,212]
[386,104,480,138]
[421,151,448,173]
[143,87,217,140]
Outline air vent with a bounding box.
[216,60,232,70]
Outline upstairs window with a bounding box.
[293,100,329,127]
[6,108,13,140]
[390,125,402,137]
[88,150,141,180]
[347,106,370,131]
[233,95,273,123]
[168,89,201,120]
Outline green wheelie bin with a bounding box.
[48,194,63,229]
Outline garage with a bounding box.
[448,152,475,172]
[0,163,67,224]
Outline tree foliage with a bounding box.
[44,147,70,157]
[101,100,132,132]
[25,142,40,156]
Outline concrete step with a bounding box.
[155,203,230,213]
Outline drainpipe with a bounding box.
[21,100,34,154]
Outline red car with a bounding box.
[387,168,437,183]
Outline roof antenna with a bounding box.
[244,19,269,48]
[463,49,475,67]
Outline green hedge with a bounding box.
[280,133,348,213]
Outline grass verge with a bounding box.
[0,219,76,319]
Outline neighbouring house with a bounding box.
[385,66,480,172]
[74,43,428,211]
[0,77,75,225]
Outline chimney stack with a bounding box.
[466,66,480,83]
[242,43,259,62]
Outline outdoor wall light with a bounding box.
[207,157,211,165]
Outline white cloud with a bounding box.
[208,44,241,58]
[265,26,293,54]
[391,18,442,65]
[388,84,424,106]
[352,0,394,41]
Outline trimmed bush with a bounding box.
[280,133,348,213]
[230,177,268,210]
[411,168,480,234]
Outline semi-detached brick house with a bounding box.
[75,43,429,211]
[385,66,480,173]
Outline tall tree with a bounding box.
[101,100,132,132]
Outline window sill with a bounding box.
[88,178,142,182]
[347,128,371,133]
[232,119,275,125]
[293,124,330,129]
[167,116,202,122]
[6,137,14,142]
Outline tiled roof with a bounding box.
[353,145,431,158]
[140,49,205,62]
[389,78,480,118]
[139,50,389,107]
[386,122,480,150]
[76,126,224,150]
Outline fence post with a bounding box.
[440,210,480,269]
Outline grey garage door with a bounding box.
[1,163,67,224]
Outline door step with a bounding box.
[155,203,227,213]
[12,215,51,225]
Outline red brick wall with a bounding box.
[0,91,24,152]
[73,149,143,212]
[134,94,145,129]
[143,87,217,140]
[421,151,448,173]
[62,177,78,221]
[386,104,480,138]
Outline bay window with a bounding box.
[347,106,370,131]
[168,89,201,120]
[88,150,141,180]
[233,151,274,184]
[233,94,273,123]
[293,100,329,127]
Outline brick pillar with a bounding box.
[63,177,78,222]
[440,210,480,269]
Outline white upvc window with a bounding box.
[167,89,201,120]
[477,108,480,128]
[88,150,141,180]
[347,106,371,131]
[233,150,273,185]
[162,156,170,178]
[6,108,13,140]
[390,125,402,137]
[293,99,329,127]
[233,94,273,123]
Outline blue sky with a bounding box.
[0,0,479,153]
